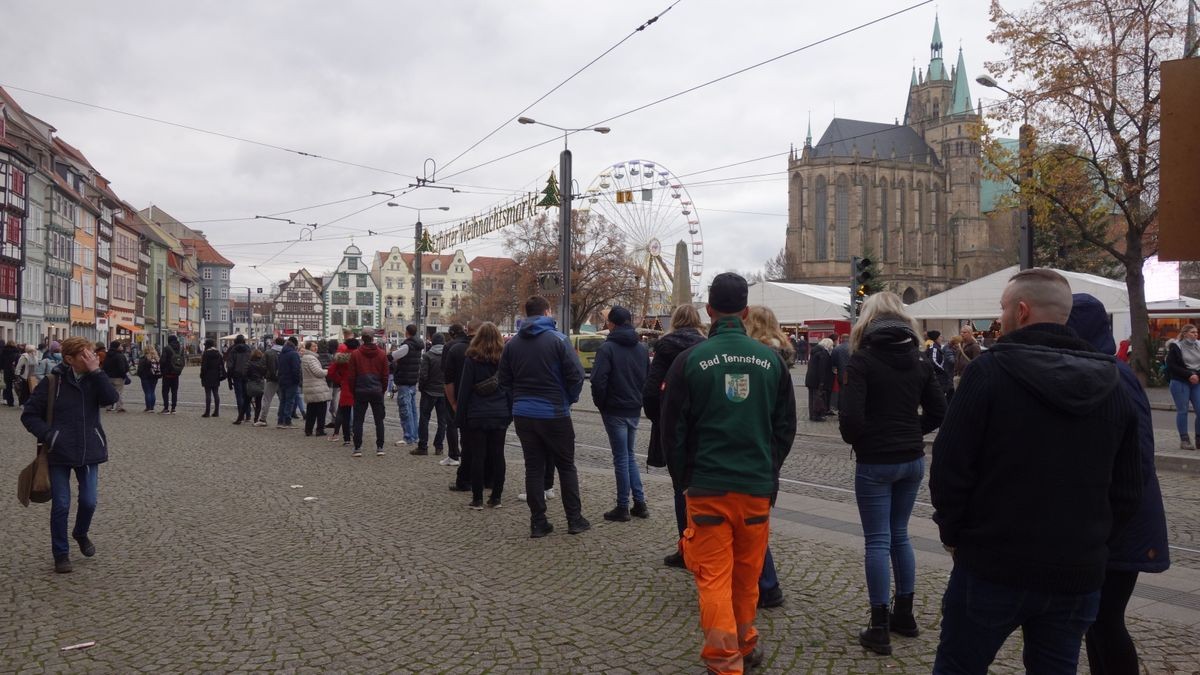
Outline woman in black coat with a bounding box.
[455,322,512,509]
[643,305,707,569]
[199,339,225,418]
[1069,294,1171,674]
[805,338,834,421]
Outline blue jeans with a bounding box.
[854,457,924,606]
[934,565,1100,675]
[673,487,780,592]
[1169,379,1200,439]
[277,384,299,426]
[602,414,645,507]
[396,385,418,443]
[50,464,99,558]
[140,376,157,410]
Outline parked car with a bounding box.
[569,333,605,374]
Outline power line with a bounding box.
[437,0,684,175]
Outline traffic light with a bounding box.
[853,256,873,298]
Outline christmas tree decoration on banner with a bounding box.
[537,171,560,208]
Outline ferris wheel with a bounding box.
[579,159,703,319]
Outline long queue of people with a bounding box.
[9,268,1174,674]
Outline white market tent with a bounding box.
[748,281,850,324]
[905,265,1134,341]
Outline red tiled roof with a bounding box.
[53,137,96,170]
[467,256,518,278]
[181,237,234,267]
[373,250,464,274]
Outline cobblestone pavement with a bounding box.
[1,376,1198,673]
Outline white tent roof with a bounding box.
[905,265,1131,320]
[748,281,849,324]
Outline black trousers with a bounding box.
[162,376,179,411]
[1085,570,1140,675]
[464,427,508,501]
[418,394,448,451]
[513,416,582,525]
[304,400,329,436]
[333,405,353,441]
[250,394,263,422]
[353,398,386,450]
[807,386,827,420]
[2,371,14,406]
[204,385,221,415]
[445,407,461,460]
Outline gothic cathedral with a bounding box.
[783,17,1018,302]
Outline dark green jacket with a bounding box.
[660,315,797,499]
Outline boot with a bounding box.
[889,593,919,637]
[859,604,892,655]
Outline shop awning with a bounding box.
[116,322,142,334]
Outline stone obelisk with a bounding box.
[672,240,692,309]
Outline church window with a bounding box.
[835,175,850,261]
[789,174,802,226]
[814,176,828,261]
[933,100,940,118]
[879,182,890,259]
[859,181,869,235]
[918,183,929,230]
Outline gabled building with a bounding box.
[182,237,235,340]
[0,99,32,343]
[270,268,324,337]
[324,243,379,338]
[51,138,103,342]
[372,247,472,340]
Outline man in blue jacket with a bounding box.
[591,306,650,523]
[498,296,588,538]
[276,339,302,429]
[22,336,119,573]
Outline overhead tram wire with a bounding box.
[437,0,685,175]
[438,0,935,184]
[0,83,421,180]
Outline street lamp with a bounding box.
[385,200,450,341]
[517,117,611,331]
[977,74,1035,270]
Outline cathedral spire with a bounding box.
[931,14,944,60]
[911,66,918,88]
[949,47,974,115]
[805,112,812,148]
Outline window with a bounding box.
[835,175,850,261]
[220,269,229,280]
[432,260,441,272]
[220,309,228,322]
[331,290,349,306]
[219,288,228,300]
[346,310,359,326]
[5,215,19,244]
[0,265,16,297]
[879,182,890,259]
[11,169,25,197]
[813,176,827,261]
[356,275,367,287]
[202,268,212,280]
[451,280,458,291]
[361,310,373,326]
[356,291,373,306]
[70,279,81,305]
[203,287,212,299]
[338,273,349,287]
[386,278,393,289]
[347,257,358,271]
[331,309,343,326]
[204,308,212,321]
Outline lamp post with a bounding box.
[977,74,1035,270]
[385,201,450,341]
[517,117,611,332]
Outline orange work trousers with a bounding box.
[680,490,771,675]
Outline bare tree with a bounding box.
[763,247,788,280]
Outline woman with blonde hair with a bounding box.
[839,291,946,655]
[745,305,795,365]
[136,345,162,412]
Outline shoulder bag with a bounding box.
[17,374,58,506]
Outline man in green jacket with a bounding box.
[660,272,797,674]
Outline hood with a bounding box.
[359,342,383,357]
[861,319,920,370]
[272,344,284,352]
[282,343,297,354]
[660,328,705,349]
[230,343,250,355]
[607,325,640,347]
[1066,293,1116,355]
[991,323,1118,416]
[428,344,444,356]
[519,316,559,338]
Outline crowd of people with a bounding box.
[6,267,1177,674]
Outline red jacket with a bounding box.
[348,342,390,401]
[328,353,355,408]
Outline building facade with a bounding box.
[0,112,29,343]
[372,248,472,340]
[324,244,379,338]
[783,17,1016,302]
[270,268,324,338]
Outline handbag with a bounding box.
[473,373,500,396]
[17,374,57,507]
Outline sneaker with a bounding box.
[170,409,177,415]
[664,551,686,569]
[544,488,556,499]
[376,449,386,457]
[517,492,528,501]
[254,421,267,427]
[54,555,73,574]
[342,441,351,447]
[567,517,591,535]
[439,456,460,466]
[352,450,363,458]
[530,521,554,538]
[394,439,410,447]
[1182,437,1193,450]
[486,497,502,509]
[468,499,484,510]
[73,534,96,557]
[409,447,428,456]
[758,585,785,609]
[603,506,631,522]
[202,412,210,418]
[631,501,650,519]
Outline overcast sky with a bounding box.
[3,1,1027,296]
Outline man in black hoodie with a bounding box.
[591,306,649,522]
[224,335,252,424]
[102,341,130,412]
[930,268,1142,674]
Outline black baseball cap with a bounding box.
[608,306,632,326]
[707,273,748,314]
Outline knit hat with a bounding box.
[48,341,61,354]
[707,273,749,314]
[607,306,633,327]
[926,330,941,341]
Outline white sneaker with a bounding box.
[439,456,460,466]
[517,492,527,501]
[544,488,556,499]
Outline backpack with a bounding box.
[172,350,184,372]
[149,358,161,377]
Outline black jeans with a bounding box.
[1084,570,1140,675]
[418,394,448,451]
[445,407,461,460]
[464,427,508,502]
[513,416,582,526]
[353,398,386,450]
[250,394,262,422]
[162,376,179,411]
[304,400,329,436]
[204,385,221,415]
[333,405,353,441]
[2,371,14,406]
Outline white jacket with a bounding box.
[300,351,331,403]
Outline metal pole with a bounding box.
[247,287,252,338]
[156,278,163,349]
[849,256,859,325]
[1018,121,1035,270]
[559,147,573,332]
[414,219,424,341]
